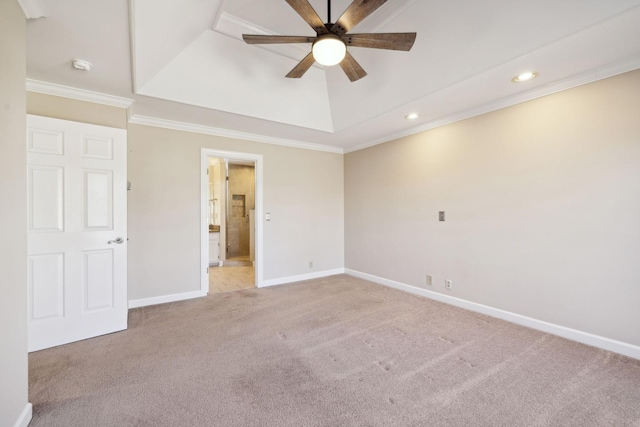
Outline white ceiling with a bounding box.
[25,0,640,152]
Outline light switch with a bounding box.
[265,213,271,221]
[439,211,445,221]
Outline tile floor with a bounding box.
[209,264,255,293]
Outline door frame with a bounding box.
[200,148,263,292]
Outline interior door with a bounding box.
[27,115,127,352]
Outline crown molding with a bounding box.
[26,79,134,109]
[17,0,45,19]
[128,115,344,154]
[345,55,640,153]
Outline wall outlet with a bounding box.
[426,275,433,286]
[309,261,313,268]
[445,279,452,290]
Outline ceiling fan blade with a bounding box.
[333,0,388,36]
[345,33,416,51]
[285,0,329,34]
[286,52,316,78]
[243,35,316,44]
[339,51,367,82]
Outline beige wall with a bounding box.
[27,92,128,129]
[128,124,344,299]
[24,41,637,350]
[0,0,30,425]
[345,69,640,346]
[26,93,345,301]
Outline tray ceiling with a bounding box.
[26,0,640,151]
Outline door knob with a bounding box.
[108,237,124,244]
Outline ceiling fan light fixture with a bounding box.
[312,34,346,66]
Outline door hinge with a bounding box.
[206,169,209,175]
[207,267,209,273]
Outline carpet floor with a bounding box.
[29,275,640,426]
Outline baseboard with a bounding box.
[128,290,207,309]
[346,269,640,360]
[261,268,346,288]
[13,403,32,427]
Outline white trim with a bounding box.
[345,269,640,360]
[13,403,32,427]
[17,0,45,19]
[130,115,343,154]
[128,290,207,309]
[261,268,346,288]
[345,55,640,153]
[26,79,134,109]
[129,0,139,93]
[201,149,264,293]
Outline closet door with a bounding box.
[27,115,128,352]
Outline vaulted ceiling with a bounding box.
[25,0,640,152]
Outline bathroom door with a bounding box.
[26,115,128,351]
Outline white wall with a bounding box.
[0,1,31,425]
[127,124,345,300]
[345,70,640,347]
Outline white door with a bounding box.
[27,115,128,352]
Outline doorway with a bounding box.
[200,149,263,294]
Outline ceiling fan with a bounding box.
[242,0,417,82]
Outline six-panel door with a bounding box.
[27,115,127,352]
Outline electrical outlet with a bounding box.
[445,279,452,290]
[426,275,433,286]
[309,261,313,268]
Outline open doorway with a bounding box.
[200,149,263,294]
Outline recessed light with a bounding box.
[72,59,93,71]
[512,71,537,83]
[405,113,420,120]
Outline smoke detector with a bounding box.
[72,59,93,71]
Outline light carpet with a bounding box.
[29,274,640,426]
